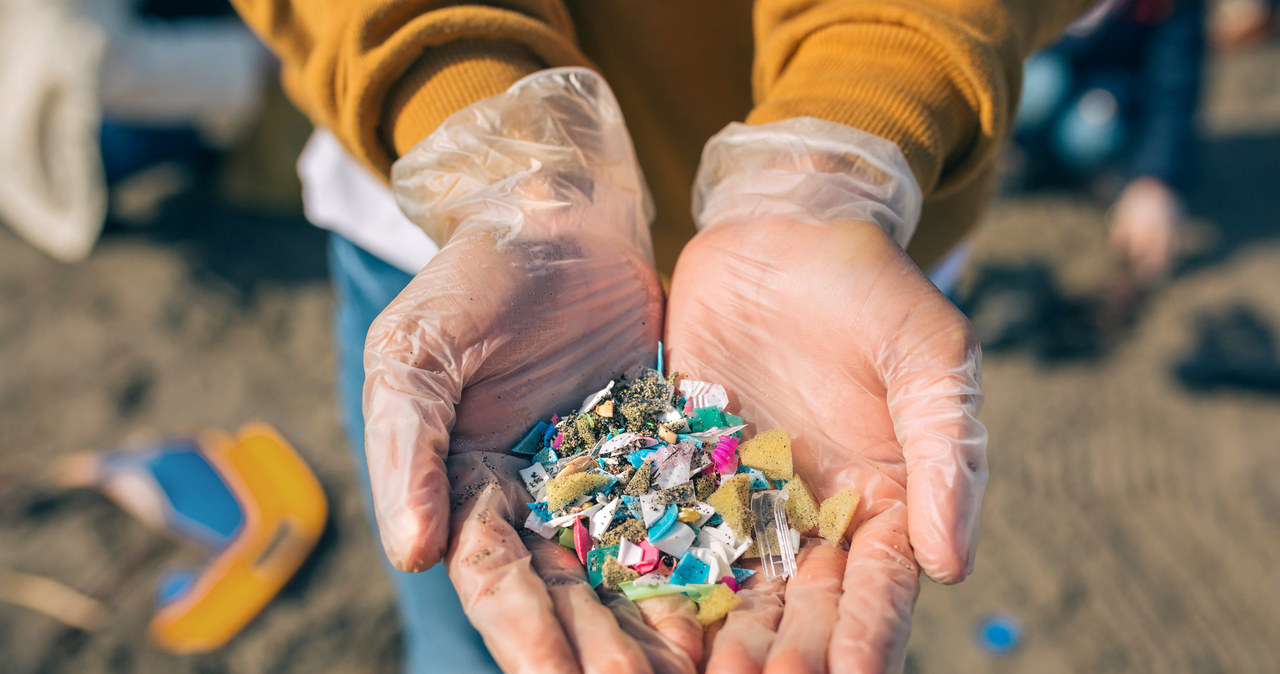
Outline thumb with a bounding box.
[362,293,476,572]
[882,308,988,585]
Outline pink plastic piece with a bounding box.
[721,576,741,593]
[712,436,739,473]
[551,433,564,450]
[631,541,661,574]
[574,517,592,565]
[683,398,695,416]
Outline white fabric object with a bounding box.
[693,117,923,249]
[0,0,106,262]
[298,129,439,274]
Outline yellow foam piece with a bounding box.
[818,488,861,546]
[783,476,820,533]
[705,474,752,540]
[738,428,793,481]
[545,472,611,512]
[695,584,741,626]
[602,555,639,591]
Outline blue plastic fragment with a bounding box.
[626,448,656,468]
[705,513,724,527]
[731,566,756,583]
[527,502,551,520]
[743,468,770,490]
[532,448,558,465]
[676,434,703,448]
[543,423,559,441]
[647,504,678,540]
[976,614,1022,655]
[512,421,550,455]
[622,495,644,520]
[587,545,620,588]
[657,341,664,375]
[669,551,711,586]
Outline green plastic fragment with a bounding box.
[618,581,719,602]
[586,545,620,588]
[558,527,575,549]
[690,407,724,432]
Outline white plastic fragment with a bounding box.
[590,498,620,538]
[544,502,602,529]
[654,444,694,490]
[691,501,716,528]
[519,462,549,501]
[688,546,735,584]
[617,538,643,567]
[640,493,665,527]
[598,432,643,455]
[678,379,730,411]
[525,511,558,539]
[690,424,748,443]
[651,522,697,556]
[579,380,615,414]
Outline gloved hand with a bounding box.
[667,119,989,673]
[365,68,698,672]
[1110,177,1182,287]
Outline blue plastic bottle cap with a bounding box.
[977,614,1022,655]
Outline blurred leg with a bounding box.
[328,233,499,674]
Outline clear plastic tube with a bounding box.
[750,489,796,580]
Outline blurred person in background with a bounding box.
[1212,0,1277,49]
[1007,0,1206,291]
[0,0,270,262]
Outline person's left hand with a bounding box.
[666,216,988,673]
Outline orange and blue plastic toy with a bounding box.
[56,423,327,652]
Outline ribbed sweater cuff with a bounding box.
[747,23,981,197]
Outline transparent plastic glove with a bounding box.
[669,119,988,673]
[366,68,695,671]
[1110,177,1182,287]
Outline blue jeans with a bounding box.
[328,234,499,673]
[1014,52,1129,181]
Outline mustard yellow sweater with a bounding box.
[231,0,1093,271]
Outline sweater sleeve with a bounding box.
[229,0,590,177]
[748,0,1098,199]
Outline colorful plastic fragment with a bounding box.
[512,421,551,455]
[670,552,711,586]
[648,504,678,540]
[573,517,593,565]
[586,546,620,588]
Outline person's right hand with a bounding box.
[1110,177,1182,287]
[362,68,701,672]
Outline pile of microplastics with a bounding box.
[514,364,861,626]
